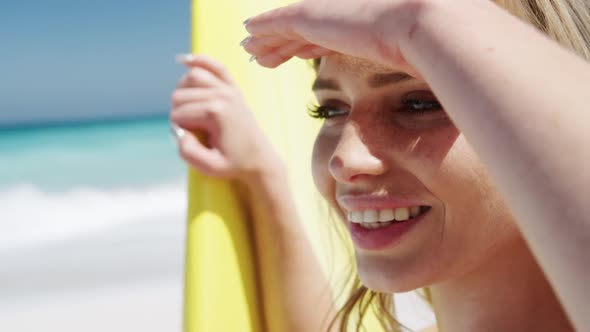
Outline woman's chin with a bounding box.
[357,266,426,294]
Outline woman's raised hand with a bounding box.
[241,0,425,69]
[171,54,281,181]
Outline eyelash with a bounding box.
[399,98,443,115]
[308,96,443,119]
[307,104,348,119]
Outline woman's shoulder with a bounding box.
[419,325,438,332]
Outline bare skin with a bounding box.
[172,0,590,329]
[242,0,589,330]
[171,55,335,331]
[310,53,572,332]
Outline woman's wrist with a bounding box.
[379,0,446,69]
[241,150,287,188]
[239,151,306,225]
[238,151,291,212]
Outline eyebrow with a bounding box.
[368,72,414,88]
[312,78,340,91]
[312,72,415,91]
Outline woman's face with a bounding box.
[311,55,520,292]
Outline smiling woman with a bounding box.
[175,0,590,331]
[310,51,519,330]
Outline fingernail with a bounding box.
[170,123,186,140]
[249,55,257,63]
[242,17,251,26]
[240,36,251,47]
[175,53,195,64]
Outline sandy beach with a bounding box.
[0,213,186,332]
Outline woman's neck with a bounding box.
[429,239,573,332]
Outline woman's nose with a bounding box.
[328,123,386,183]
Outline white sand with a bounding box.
[0,215,186,332]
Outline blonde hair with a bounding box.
[324,1,590,331]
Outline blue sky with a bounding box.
[0,0,190,126]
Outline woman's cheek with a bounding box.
[312,128,339,201]
[430,134,511,231]
[399,124,461,187]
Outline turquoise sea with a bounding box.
[0,116,187,250]
[0,116,184,190]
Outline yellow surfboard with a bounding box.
[184,1,388,331]
[184,1,319,331]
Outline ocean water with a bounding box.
[0,116,187,251]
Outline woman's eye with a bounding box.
[400,91,443,114]
[308,105,349,119]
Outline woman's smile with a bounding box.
[336,193,431,249]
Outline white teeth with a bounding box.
[350,211,363,223]
[378,209,395,222]
[363,209,379,223]
[394,207,410,221]
[410,206,421,218]
[349,206,425,224]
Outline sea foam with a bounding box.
[0,181,186,251]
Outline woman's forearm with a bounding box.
[239,162,335,331]
[402,0,590,328]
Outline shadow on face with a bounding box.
[310,55,520,292]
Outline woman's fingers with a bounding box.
[241,0,422,69]
[294,45,335,60]
[170,101,219,131]
[177,54,235,85]
[171,88,217,109]
[244,30,335,67]
[177,66,221,88]
[244,3,303,38]
[242,35,294,55]
[177,132,229,177]
[171,102,231,177]
[253,40,313,68]
[243,4,320,66]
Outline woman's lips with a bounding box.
[348,207,431,250]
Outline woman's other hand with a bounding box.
[171,54,281,182]
[241,0,426,73]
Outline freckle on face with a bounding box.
[311,55,521,293]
